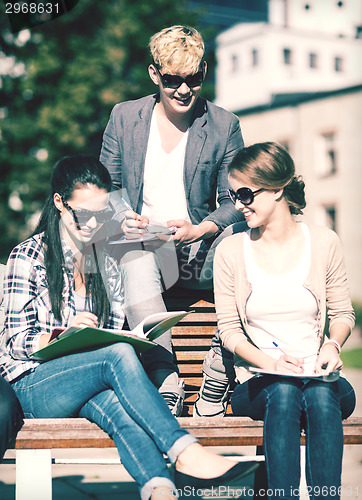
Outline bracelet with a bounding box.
[323,339,341,354]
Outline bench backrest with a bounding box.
[165,290,221,416]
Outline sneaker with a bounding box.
[193,349,235,417]
[159,374,185,417]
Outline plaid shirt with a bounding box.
[0,233,124,382]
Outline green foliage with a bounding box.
[341,348,362,370]
[330,302,362,369]
[0,0,212,261]
[353,302,362,330]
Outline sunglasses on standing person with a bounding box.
[153,62,205,89]
[228,187,265,206]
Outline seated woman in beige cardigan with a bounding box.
[197,142,356,500]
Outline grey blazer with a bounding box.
[100,94,244,231]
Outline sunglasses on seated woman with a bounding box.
[153,63,205,89]
[62,198,115,226]
[228,187,264,206]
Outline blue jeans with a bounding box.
[119,246,178,387]
[117,222,248,386]
[0,375,23,461]
[11,343,196,499]
[231,376,355,500]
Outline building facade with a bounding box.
[214,0,362,302]
[215,0,362,112]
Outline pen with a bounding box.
[272,341,316,360]
[121,198,142,223]
[121,198,133,212]
[272,341,288,355]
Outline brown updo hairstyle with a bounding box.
[228,142,306,215]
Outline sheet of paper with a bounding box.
[248,367,340,382]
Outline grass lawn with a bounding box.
[341,348,362,370]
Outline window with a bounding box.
[316,133,338,177]
[283,48,292,65]
[324,206,337,232]
[252,48,259,67]
[279,141,290,153]
[315,205,337,232]
[334,56,343,72]
[231,54,239,73]
[309,53,317,68]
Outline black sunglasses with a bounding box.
[154,64,204,89]
[228,187,264,206]
[62,198,115,227]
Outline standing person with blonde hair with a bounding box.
[100,25,245,416]
[202,142,356,498]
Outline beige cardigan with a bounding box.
[213,224,355,383]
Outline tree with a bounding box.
[0,0,209,260]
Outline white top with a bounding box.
[244,223,320,374]
[141,110,190,225]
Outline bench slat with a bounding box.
[178,364,205,375]
[14,417,362,450]
[175,352,209,361]
[172,325,217,341]
[178,315,216,323]
[173,340,213,349]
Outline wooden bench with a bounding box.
[8,293,362,499]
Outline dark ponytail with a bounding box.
[283,176,306,215]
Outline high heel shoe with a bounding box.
[174,460,260,491]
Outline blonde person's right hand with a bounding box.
[70,311,99,328]
[121,210,149,239]
[274,354,304,374]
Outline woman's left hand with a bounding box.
[314,343,343,374]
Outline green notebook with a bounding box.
[31,310,189,361]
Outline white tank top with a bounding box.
[244,223,320,373]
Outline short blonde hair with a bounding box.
[149,25,205,74]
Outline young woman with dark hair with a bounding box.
[0,155,257,500]
[34,154,114,325]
